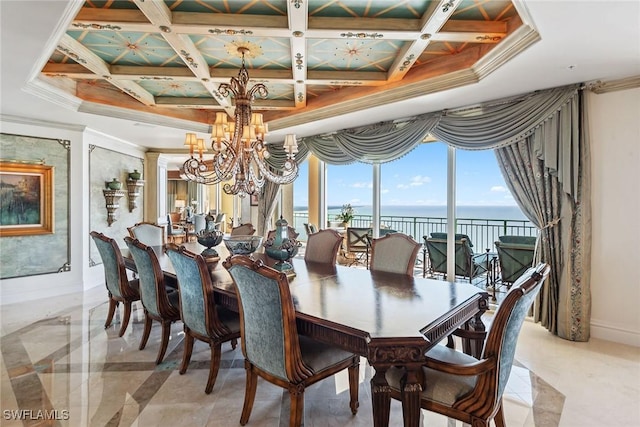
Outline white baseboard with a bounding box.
[590,320,640,347]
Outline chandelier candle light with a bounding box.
[181,46,298,197]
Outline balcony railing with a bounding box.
[293,212,537,252]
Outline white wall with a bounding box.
[0,118,145,304]
[588,87,640,346]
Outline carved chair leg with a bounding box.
[288,386,305,427]
[105,298,118,329]
[204,342,222,394]
[156,320,172,364]
[348,356,360,414]
[240,363,258,426]
[179,332,194,374]
[230,338,238,350]
[118,301,133,337]
[139,314,152,350]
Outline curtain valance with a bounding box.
[267,83,582,199]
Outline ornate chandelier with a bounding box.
[181,46,298,197]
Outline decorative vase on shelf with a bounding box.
[107,178,122,190]
[128,169,141,180]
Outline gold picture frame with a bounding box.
[0,162,54,237]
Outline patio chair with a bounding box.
[423,233,490,283]
[495,235,537,288]
[345,227,371,267]
[124,237,181,364]
[165,244,240,394]
[223,255,359,427]
[384,263,550,427]
[90,231,140,337]
[369,232,421,276]
[127,222,165,247]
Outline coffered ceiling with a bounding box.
[40,0,535,132]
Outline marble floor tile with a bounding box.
[1,285,639,426]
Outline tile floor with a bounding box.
[1,283,639,427]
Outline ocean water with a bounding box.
[295,205,528,221]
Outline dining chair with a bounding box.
[369,232,421,276]
[165,244,240,394]
[304,229,343,265]
[345,227,371,267]
[90,231,140,337]
[124,237,181,364]
[223,256,360,427]
[231,223,256,236]
[166,214,186,244]
[385,263,550,427]
[127,221,165,247]
[193,213,206,234]
[267,225,300,240]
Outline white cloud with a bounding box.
[350,182,372,189]
[491,185,507,192]
[409,175,431,186]
[381,189,390,194]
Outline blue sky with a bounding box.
[293,142,516,207]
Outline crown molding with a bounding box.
[587,75,640,94]
[77,102,210,133]
[0,114,86,132]
[473,24,541,80]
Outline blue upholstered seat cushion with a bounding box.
[298,335,355,373]
[385,345,478,406]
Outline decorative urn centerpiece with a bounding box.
[196,213,223,259]
[263,216,301,273]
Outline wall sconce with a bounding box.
[103,187,126,226]
[126,174,144,212]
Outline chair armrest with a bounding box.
[424,355,496,376]
[450,328,487,342]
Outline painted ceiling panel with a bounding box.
[306,38,403,71]
[192,35,291,69]
[41,0,532,128]
[67,30,185,67]
[308,0,430,18]
[136,80,210,97]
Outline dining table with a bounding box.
[122,241,489,427]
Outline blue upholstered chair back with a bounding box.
[486,264,548,399]
[370,233,420,275]
[227,263,289,381]
[166,249,208,337]
[125,239,160,317]
[91,234,124,299]
[128,222,164,247]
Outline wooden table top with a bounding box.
[122,241,485,341]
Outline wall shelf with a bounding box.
[126,178,145,212]
[102,189,126,226]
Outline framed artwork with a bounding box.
[0,162,54,237]
[250,193,259,206]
